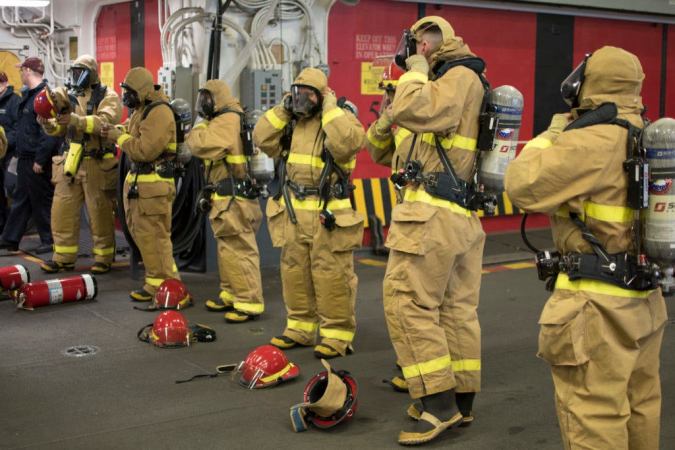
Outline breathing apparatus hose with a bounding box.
[116,152,206,271]
[520,213,541,253]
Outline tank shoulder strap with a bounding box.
[141,100,172,121]
[86,84,108,116]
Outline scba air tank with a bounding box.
[479,85,524,192]
[643,118,675,274]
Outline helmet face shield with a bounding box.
[561,54,591,108]
[69,66,91,93]
[291,85,320,118]
[196,89,215,119]
[394,29,416,71]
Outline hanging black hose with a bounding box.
[116,152,206,273]
[520,213,541,253]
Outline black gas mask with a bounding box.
[120,83,141,109]
[394,29,417,71]
[196,89,216,119]
[291,85,321,118]
[68,66,91,95]
[561,53,591,108]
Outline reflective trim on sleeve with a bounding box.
[225,154,248,164]
[117,133,132,146]
[401,355,451,379]
[265,109,289,130]
[102,153,115,159]
[523,136,553,150]
[319,328,355,342]
[399,71,428,84]
[394,128,413,148]
[192,121,208,130]
[233,301,264,314]
[555,273,655,299]
[54,245,78,254]
[321,107,345,127]
[404,187,472,217]
[85,116,95,134]
[367,127,393,149]
[287,319,318,333]
[145,277,164,287]
[92,246,115,256]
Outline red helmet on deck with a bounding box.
[33,88,57,119]
[149,310,191,348]
[239,345,300,389]
[154,279,192,310]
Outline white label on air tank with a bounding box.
[46,280,64,305]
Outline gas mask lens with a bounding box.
[121,84,140,109]
[394,29,416,70]
[69,67,91,92]
[291,85,319,118]
[560,54,591,107]
[196,89,215,119]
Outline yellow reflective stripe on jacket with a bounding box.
[54,245,77,254]
[192,121,208,130]
[212,193,232,201]
[321,107,345,127]
[399,71,428,84]
[281,196,352,211]
[395,128,413,148]
[166,142,177,153]
[220,290,235,301]
[555,202,634,223]
[320,328,355,342]
[404,187,472,217]
[226,154,248,164]
[367,127,392,149]
[259,363,294,383]
[287,318,318,333]
[402,355,451,379]
[265,108,288,130]
[421,132,477,152]
[523,136,553,150]
[146,277,164,287]
[555,273,654,299]
[125,172,174,183]
[85,116,95,134]
[233,302,264,314]
[92,247,115,256]
[117,133,132,146]
[287,152,356,171]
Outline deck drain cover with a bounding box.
[63,345,99,357]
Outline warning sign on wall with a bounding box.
[100,62,114,89]
[361,62,383,96]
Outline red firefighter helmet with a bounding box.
[372,55,404,92]
[303,363,359,429]
[154,279,192,310]
[239,345,300,389]
[33,88,57,119]
[148,310,191,348]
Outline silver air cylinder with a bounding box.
[643,118,675,287]
[479,85,524,192]
[250,150,275,184]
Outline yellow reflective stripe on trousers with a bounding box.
[92,247,115,256]
[321,107,345,127]
[452,359,481,372]
[404,188,472,217]
[367,127,392,149]
[117,133,132,146]
[402,355,481,379]
[233,302,264,314]
[225,154,248,164]
[220,290,235,301]
[523,136,553,150]
[85,116,95,134]
[146,277,164,287]
[125,172,174,183]
[555,202,634,223]
[287,153,356,171]
[265,109,288,130]
[281,196,352,211]
[555,273,654,299]
[287,319,318,333]
[320,328,355,342]
[395,128,413,147]
[399,71,428,84]
[54,245,77,254]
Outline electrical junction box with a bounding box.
[240,69,282,112]
[158,66,175,99]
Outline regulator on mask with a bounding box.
[120,83,141,109]
[290,85,321,118]
[196,88,215,119]
[394,29,416,71]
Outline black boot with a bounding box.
[456,392,476,427]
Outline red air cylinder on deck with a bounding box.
[16,274,97,309]
[0,264,30,290]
